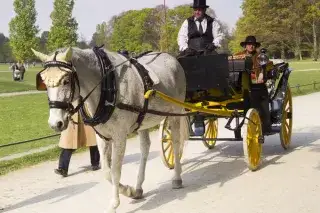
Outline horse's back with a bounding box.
[137,52,186,99]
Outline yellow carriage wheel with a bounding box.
[202,118,218,149]
[159,117,184,169]
[280,85,293,150]
[243,108,263,171]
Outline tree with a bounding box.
[304,0,320,60]
[160,4,193,53]
[39,31,49,53]
[0,33,13,62]
[9,0,39,62]
[47,0,78,52]
[77,34,89,49]
[90,22,108,47]
[110,9,155,52]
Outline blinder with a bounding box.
[36,71,47,91]
[35,58,79,112]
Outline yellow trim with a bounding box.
[144,90,244,117]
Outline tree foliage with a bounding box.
[9,0,39,62]
[47,0,78,52]
[0,33,13,62]
[230,0,320,60]
[90,22,109,48]
[108,4,230,54]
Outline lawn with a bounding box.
[289,60,320,71]
[0,64,42,93]
[0,93,58,158]
[289,70,320,95]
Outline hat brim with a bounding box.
[191,5,209,8]
[240,42,261,48]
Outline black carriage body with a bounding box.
[178,54,230,94]
[178,54,252,102]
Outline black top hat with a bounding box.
[191,0,209,8]
[240,36,261,48]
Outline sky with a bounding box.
[0,0,243,42]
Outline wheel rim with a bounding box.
[202,118,218,149]
[280,85,293,149]
[243,109,262,171]
[160,117,182,169]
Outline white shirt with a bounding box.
[177,17,224,51]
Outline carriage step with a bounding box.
[271,126,281,133]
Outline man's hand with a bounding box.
[185,48,197,55]
[205,43,216,51]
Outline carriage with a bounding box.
[157,51,293,171]
[31,45,294,212]
[13,69,22,81]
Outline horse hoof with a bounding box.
[172,179,183,189]
[133,189,144,200]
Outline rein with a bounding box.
[40,48,194,136]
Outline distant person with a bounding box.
[17,62,26,80]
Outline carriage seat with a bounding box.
[228,56,253,90]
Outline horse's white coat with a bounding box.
[32,47,189,213]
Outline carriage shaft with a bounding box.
[144,90,244,117]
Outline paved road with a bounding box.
[1,92,320,213]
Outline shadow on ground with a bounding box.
[1,182,98,212]
[126,127,320,212]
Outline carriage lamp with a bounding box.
[258,52,269,67]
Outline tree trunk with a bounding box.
[312,19,318,61]
[281,43,286,59]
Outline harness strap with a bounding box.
[129,55,154,131]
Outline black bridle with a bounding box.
[36,48,163,131]
[38,51,80,115]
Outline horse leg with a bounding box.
[168,116,184,189]
[96,135,134,197]
[96,135,112,182]
[107,136,127,213]
[131,129,151,199]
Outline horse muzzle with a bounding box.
[48,107,70,132]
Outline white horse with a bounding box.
[31,47,189,213]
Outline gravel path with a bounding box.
[1,92,320,213]
[0,91,45,97]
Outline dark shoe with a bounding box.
[54,168,68,177]
[91,165,100,171]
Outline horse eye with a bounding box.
[62,80,70,85]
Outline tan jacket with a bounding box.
[58,106,97,149]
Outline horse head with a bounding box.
[31,47,80,132]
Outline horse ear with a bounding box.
[31,48,48,62]
[62,47,72,62]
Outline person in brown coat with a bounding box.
[54,110,100,177]
[232,35,274,83]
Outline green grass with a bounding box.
[289,60,320,71]
[0,64,42,93]
[0,93,57,158]
[289,70,320,96]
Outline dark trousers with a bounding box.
[58,146,100,171]
[89,146,100,167]
[21,71,25,80]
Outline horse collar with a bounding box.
[79,46,117,126]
